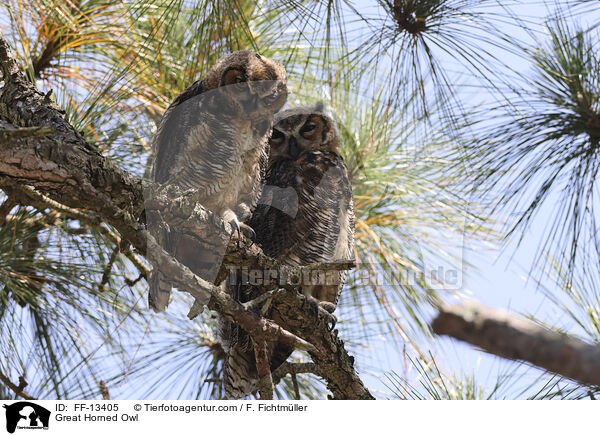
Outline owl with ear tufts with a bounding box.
[148,50,288,312]
[222,104,355,399]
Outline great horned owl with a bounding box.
[223,105,355,398]
[148,51,288,312]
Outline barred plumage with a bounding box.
[147,51,287,312]
[223,106,355,398]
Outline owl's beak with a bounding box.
[288,136,301,159]
[245,93,260,112]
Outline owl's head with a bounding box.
[269,104,340,164]
[205,50,287,117]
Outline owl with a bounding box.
[148,51,288,312]
[222,105,355,398]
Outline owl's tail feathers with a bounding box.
[223,344,258,399]
[148,270,172,312]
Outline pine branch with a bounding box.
[0,34,372,400]
[99,381,110,400]
[432,301,600,388]
[267,289,374,399]
[272,362,323,384]
[0,125,54,145]
[0,371,36,400]
[98,244,120,292]
[0,180,150,282]
[253,340,274,400]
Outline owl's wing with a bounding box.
[152,80,208,184]
[293,151,355,303]
[294,151,354,263]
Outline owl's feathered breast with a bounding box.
[251,150,355,265]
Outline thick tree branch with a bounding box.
[272,362,323,384]
[253,340,275,400]
[0,35,371,400]
[432,301,600,388]
[268,290,375,399]
[0,125,54,145]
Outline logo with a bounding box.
[2,402,50,434]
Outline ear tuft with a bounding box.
[314,101,325,112]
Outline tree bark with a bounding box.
[0,35,373,400]
[432,301,600,388]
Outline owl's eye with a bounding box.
[300,122,317,138]
[222,68,246,86]
[270,129,284,146]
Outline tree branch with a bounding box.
[432,301,600,388]
[0,195,17,226]
[99,380,110,400]
[0,34,371,400]
[0,371,36,400]
[253,340,274,400]
[0,125,54,145]
[272,362,323,384]
[0,180,150,282]
[268,290,375,399]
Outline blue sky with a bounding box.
[10,0,595,399]
[330,0,600,398]
[98,0,600,399]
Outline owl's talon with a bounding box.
[229,218,241,237]
[318,302,337,330]
[239,222,256,241]
[319,301,336,314]
[301,295,337,330]
[327,313,337,331]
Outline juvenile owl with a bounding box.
[148,51,288,312]
[223,105,355,398]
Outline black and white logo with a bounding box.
[2,402,50,433]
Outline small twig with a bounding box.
[98,245,120,291]
[0,126,54,145]
[291,374,300,400]
[0,196,17,226]
[0,371,36,400]
[99,380,110,400]
[253,339,274,400]
[432,301,600,388]
[203,378,222,384]
[124,273,145,287]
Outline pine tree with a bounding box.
[0,0,598,400]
